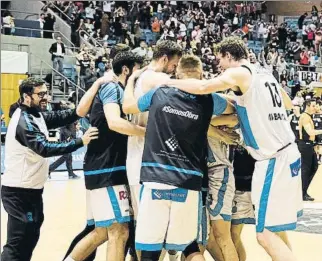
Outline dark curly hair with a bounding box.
[214,36,249,61]
[112,51,144,76]
[153,40,183,60]
[19,77,45,101]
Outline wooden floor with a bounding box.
[1,169,322,261]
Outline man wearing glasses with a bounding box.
[1,77,99,261]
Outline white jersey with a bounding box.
[235,65,295,161]
[126,70,150,185]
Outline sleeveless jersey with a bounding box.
[235,65,295,160]
[313,113,322,143]
[126,70,164,186]
[137,87,228,191]
[84,82,128,190]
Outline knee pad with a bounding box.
[182,241,200,258]
[141,250,162,261]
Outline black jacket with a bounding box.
[49,42,66,61]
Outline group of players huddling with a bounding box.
[62,37,302,261]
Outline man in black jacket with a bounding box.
[49,36,66,74]
[1,77,99,261]
[48,122,80,179]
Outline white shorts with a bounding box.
[231,191,255,225]
[135,186,200,251]
[207,166,235,221]
[129,184,142,220]
[86,185,132,227]
[252,143,303,233]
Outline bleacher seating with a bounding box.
[13,19,41,38]
[248,40,263,54]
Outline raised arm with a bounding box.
[100,83,145,137]
[76,71,118,117]
[165,67,251,95]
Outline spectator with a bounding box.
[298,12,308,30]
[43,13,56,39]
[85,2,95,20]
[2,10,15,35]
[132,40,148,57]
[38,13,45,38]
[49,36,66,75]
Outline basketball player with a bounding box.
[289,105,301,142]
[203,115,240,261]
[313,100,322,164]
[125,40,182,261]
[230,144,256,261]
[298,99,322,201]
[63,44,140,261]
[123,55,235,261]
[64,52,144,261]
[161,37,302,261]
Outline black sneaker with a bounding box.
[303,194,314,201]
[69,173,80,179]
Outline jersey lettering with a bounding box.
[265,82,282,108]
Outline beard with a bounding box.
[31,99,47,111]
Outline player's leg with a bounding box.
[63,224,96,261]
[230,191,256,261]
[105,185,131,261]
[252,145,300,261]
[231,224,246,261]
[135,186,170,261]
[107,223,129,261]
[276,231,292,250]
[207,167,238,261]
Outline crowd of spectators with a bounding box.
[3,1,322,101]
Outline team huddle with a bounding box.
[1,37,302,261]
[60,38,302,261]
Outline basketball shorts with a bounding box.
[135,186,200,251]
[129,184,142,220]
[207,166,235,221]
[252,143,303,233]
[86,185,132,227]
[231,191,255,225]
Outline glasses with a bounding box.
[32,91,48,98]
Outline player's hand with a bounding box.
[216,128,240,145]
[97,70,118,86]
[81,127,99,145]
[130,66,148,81]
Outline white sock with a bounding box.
[64,257,76,261]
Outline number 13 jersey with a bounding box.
[235,65,295,161]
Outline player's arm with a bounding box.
[211,114,239,128]
[165,67,250,95]
[207,125,239,145]
[76,71,118,117]
[101,84,145,137]
[280,87,293,111]
[302,115,322,136]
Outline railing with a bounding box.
[31,52,84,103]
[0,9,39,20]
[43,2,72,22]
[79,29,103,50]
[1,26,77,50]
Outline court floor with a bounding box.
[1,169,322,261]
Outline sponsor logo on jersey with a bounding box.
[268,113,287,121]
[165,136,179,151]
[162,106,199,120]
[119,190,129,200]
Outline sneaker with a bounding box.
[303,194,314,201]
[69,173,80,179]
